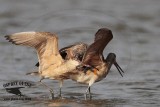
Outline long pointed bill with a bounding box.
[114,62,124,77]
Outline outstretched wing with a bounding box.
[82,28,113,67]
[5,32,63,72]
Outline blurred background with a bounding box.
[0,0,160,106]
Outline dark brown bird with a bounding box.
[70,28,124,99]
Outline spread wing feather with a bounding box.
[59,43,88,60]
[5,32,63,72]
[82,28,113,67]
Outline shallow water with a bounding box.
[0,0,160,106]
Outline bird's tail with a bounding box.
[26,71,39,76]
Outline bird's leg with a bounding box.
[58,80,63,99]
[84,86,92,100]
[84,86,89,100]
[88,87,92,100]
[38,79,54,99]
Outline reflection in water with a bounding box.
[47,97,126,107]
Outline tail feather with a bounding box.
[26,71,39,76]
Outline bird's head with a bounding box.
[105,53,124,77]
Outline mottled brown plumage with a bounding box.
[59,43,88,61]
[35,43,88,67]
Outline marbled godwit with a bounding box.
[5,32,87,99]
[70,28,124,99]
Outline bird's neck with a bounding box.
[96,62,109,76]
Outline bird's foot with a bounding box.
[84,93,92,100]
[49,89,54,100]
[57,94,63,99]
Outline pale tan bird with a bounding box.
[5,32,87,99]
[70,28,124,99]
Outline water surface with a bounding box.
[0,0,160,106]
